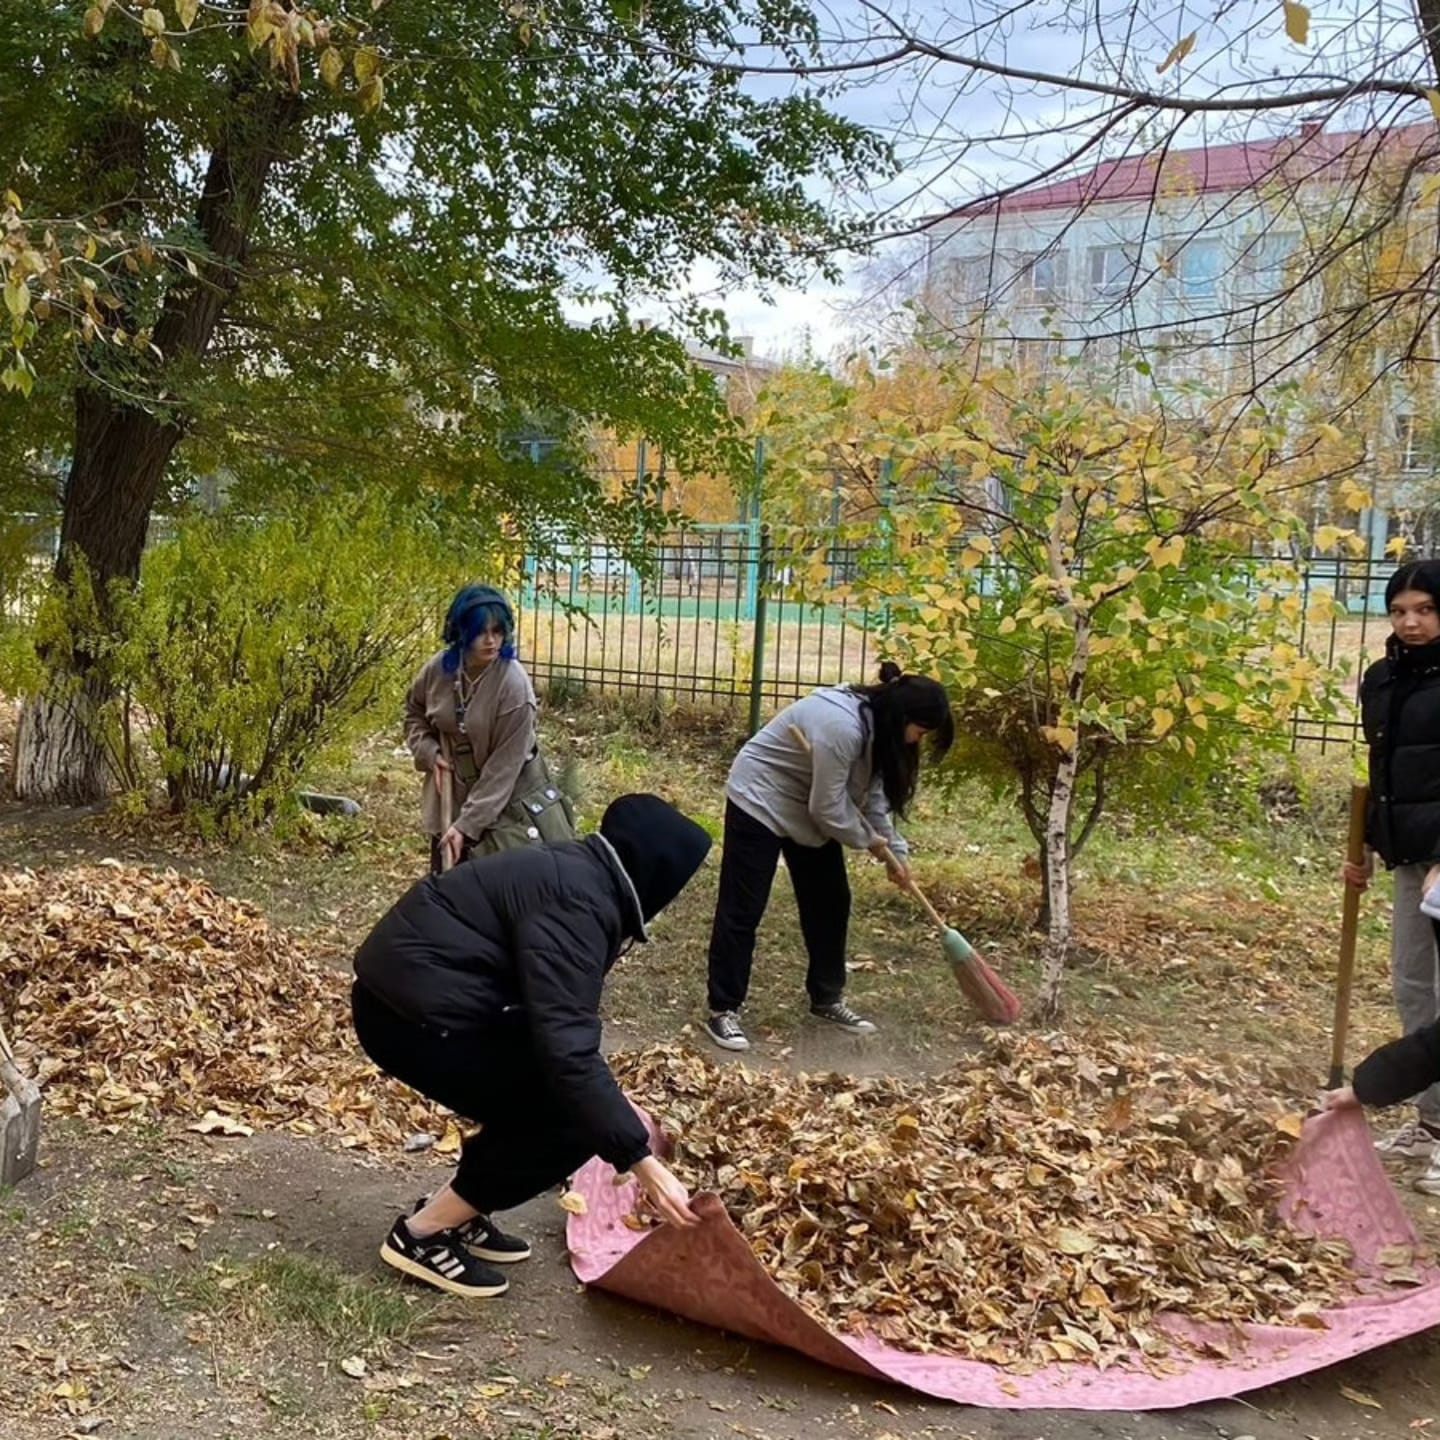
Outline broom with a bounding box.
[786,724,1022,1024]
[877,843,1024,1025]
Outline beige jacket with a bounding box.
[404,652,538,839]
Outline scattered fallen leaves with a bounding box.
[1340,1383,1383,1409]
[615,1038,1359,1369]
[188,1110,254,1138]
[339,1355,367,1379]
[0,865,442,1149]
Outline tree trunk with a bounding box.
[1416,0,1440,85]
[11,84,303,804]
[12,396,182,802]
[1034,837,1051,931]
[1038,510,1092,1018]
[1037,730,1081,1019]
[11,676,112,806]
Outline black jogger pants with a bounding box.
[351,981,596,1213]
[705,799,851,1014]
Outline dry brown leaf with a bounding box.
[1340,1384,1383,1409]
[189,1111,254,1138]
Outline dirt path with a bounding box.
[1,1123,1436,1440]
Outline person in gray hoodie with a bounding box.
[705,663,954,1051]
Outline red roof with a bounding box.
[955,122,1439,220]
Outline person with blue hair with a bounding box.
[405,585,574,873]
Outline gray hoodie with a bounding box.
[726,687,908,858]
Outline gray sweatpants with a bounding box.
[1391,864,1440,1128]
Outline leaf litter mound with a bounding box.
[614,1041,1365,1371]
[0,863,1388,1372]
[0,863,438,1148]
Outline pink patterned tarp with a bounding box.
[566,1106,1440,1409]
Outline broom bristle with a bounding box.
[942,927,1023,1024]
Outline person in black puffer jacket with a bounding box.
[351,792,712,1299]
[1347,560,1440,1185]
[1325,1018,1440,1197]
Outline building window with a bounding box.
[1013,337,1059,376]
[1078,334,1136,399]
[936,253,994,303]
[1238,230,1300,296]
[1152,330,1213,386]
[1398,415,1435,473]
[1176,238,1222,298]
[1089,244,1138,298]
[1016,251,1066,306]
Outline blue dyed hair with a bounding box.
[441,585,516,674]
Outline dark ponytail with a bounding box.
[849,663,954,817]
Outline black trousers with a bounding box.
[706,800,851,1013]
[351,982,594,1214]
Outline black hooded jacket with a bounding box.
[1354,1017,1440,1109]
[353,797,710,1171]
[1361,635,1440,867]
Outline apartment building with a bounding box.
[922,122,1440,542]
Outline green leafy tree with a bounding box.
[764,348,1350,1017]
[0,0,883,801]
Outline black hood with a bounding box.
[599,794,711,934]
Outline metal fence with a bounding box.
[515,525,880,734]
[2,507,1420,747]
[515,529,1424,747]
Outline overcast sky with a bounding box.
[632,0,1434,363]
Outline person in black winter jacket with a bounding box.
[1345,560,1440,1186]
[1325,1019,1440,1197]
[351,792,712,1299]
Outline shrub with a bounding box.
[107,495,482,824]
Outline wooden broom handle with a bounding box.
[1328,782,1370,1089]
[876,843,948,931]
[786,724,944,930]
[438,732,455,873]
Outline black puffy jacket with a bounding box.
[1354,1018,1440,1109]
[1361,638,1440,867]
[353,835,653,1170]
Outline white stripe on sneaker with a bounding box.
[379,1242,509,1299]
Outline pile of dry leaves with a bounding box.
[0,863,436,1149]
[615,1040,1362,1369]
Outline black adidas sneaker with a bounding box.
[379,1214,509,1298]
[410,1197,532,1264]
[454,1212,532,1264]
